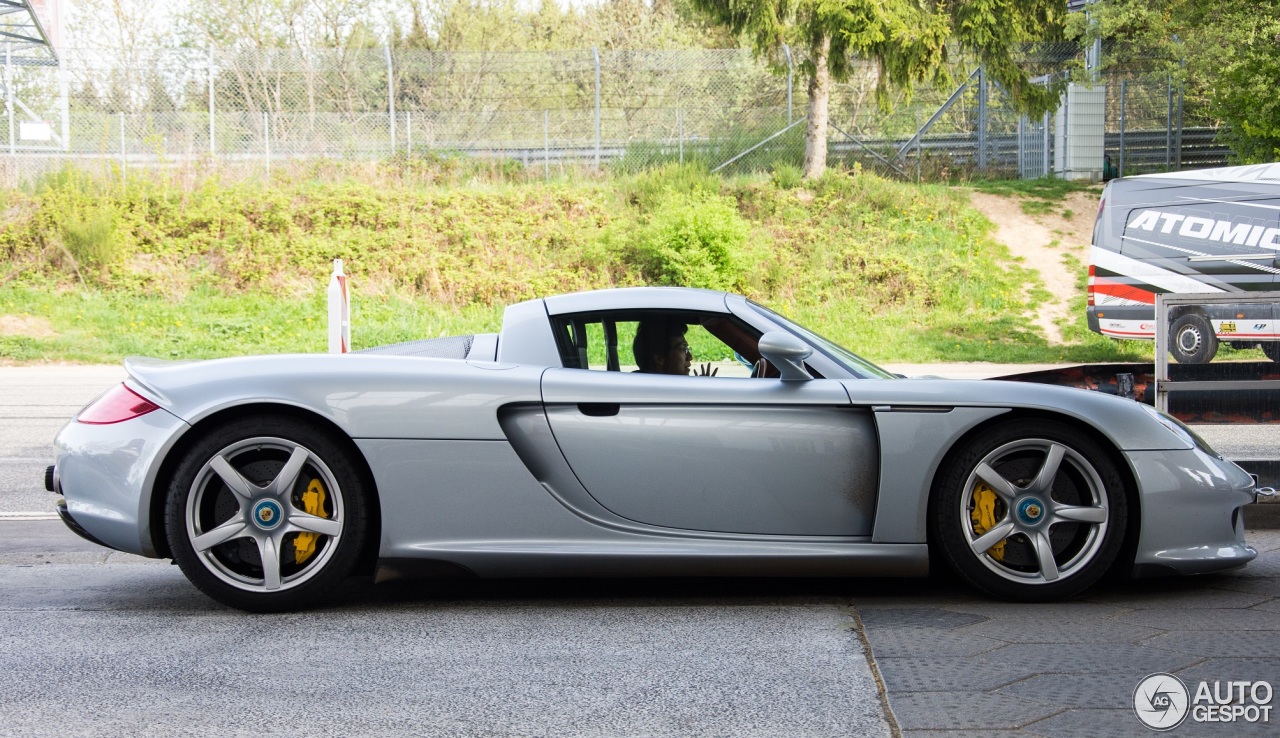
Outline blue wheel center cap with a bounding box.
[251,499,284,531]
[1016,497,1046,526]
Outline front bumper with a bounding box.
[1088,305,1156,340]
[1129,447,1258,577]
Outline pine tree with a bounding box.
[689,0,1067,178]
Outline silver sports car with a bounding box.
[48,287,1258,611]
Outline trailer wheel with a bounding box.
[1170,314,1218,364]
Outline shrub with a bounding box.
[61,206,120,274]
[623,191,754,291]
[770,163,803,190]
[26,167,127,281]
[618,162,720,214]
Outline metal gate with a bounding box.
[1017,111,1052,179]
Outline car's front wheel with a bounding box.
[930,419,1128,601]
[164,415,369,612]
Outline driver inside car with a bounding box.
[633,318,717,376]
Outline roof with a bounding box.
[541,286,732,316]
[1132,163,1280,185]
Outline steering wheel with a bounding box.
[751,358,771,379]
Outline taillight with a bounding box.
[77,384,160,425]
[1087,264,1096,306]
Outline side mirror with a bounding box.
[758,331,813,381]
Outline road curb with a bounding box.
[1245,501,1280,530]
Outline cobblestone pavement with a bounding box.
[856,529,1280,737]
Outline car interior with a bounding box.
[550,309,787,378]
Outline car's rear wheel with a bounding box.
[164,416,369,612]
[930,419,1128,601]
[1170,313,1218,364]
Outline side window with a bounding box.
[552,311,762,377]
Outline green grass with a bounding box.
[1018,199,1058,216]
[969,175,1101,221]
[0,285,500,363]
[0,165,1148,365]
[967,175,1102,200]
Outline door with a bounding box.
[541,369,878,536]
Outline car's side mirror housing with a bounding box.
[758,331,813,381]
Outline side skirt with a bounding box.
[375,542,929,582]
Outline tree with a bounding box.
[688,0,1067,178]
[404,0,731,52]
[1068,1,1280,163]
[179,0,388,116]
[67,0,168,111]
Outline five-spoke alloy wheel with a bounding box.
[930,419,1128,601]
[165,416,369,612]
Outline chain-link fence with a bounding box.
[1104,71,1226,178]
[0,45,1230,185]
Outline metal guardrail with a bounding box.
[1106,128,1230,176]
[0,127,1218,182]
[1154,292,1280,412]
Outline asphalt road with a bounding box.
[0,565,892,737]
[1,364,1278,737]
[0,365,123,515]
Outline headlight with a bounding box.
[1140,403,1219,455]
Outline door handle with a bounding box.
[577,402,620,417]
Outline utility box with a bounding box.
[1054,83,1106,181]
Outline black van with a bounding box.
[1088,163,1280,363]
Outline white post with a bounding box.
[6,46,14,155]
[119,111,125,176]
[406,110,411,155]
[208,47,215,157]
[592,47,600,170]
[678,108,683,165]
[544,110,549,180]
[328,259,351,353]
[385,44,395,156]
[59,62,70,153]
[783,44,793,125]
[263,111,270,178]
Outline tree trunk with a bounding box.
[802,33,831,180]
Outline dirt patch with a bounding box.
[0,314,57,339]
[968,190,1098,344]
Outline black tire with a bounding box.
[929,419,1128,602]
[1263,343,1280,362]
[164,415,369,612]
[1169,313,1218,364]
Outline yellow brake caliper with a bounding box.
[970,483,1006,561]
[294,478,329,564]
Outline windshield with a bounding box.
[750,302,898,379]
